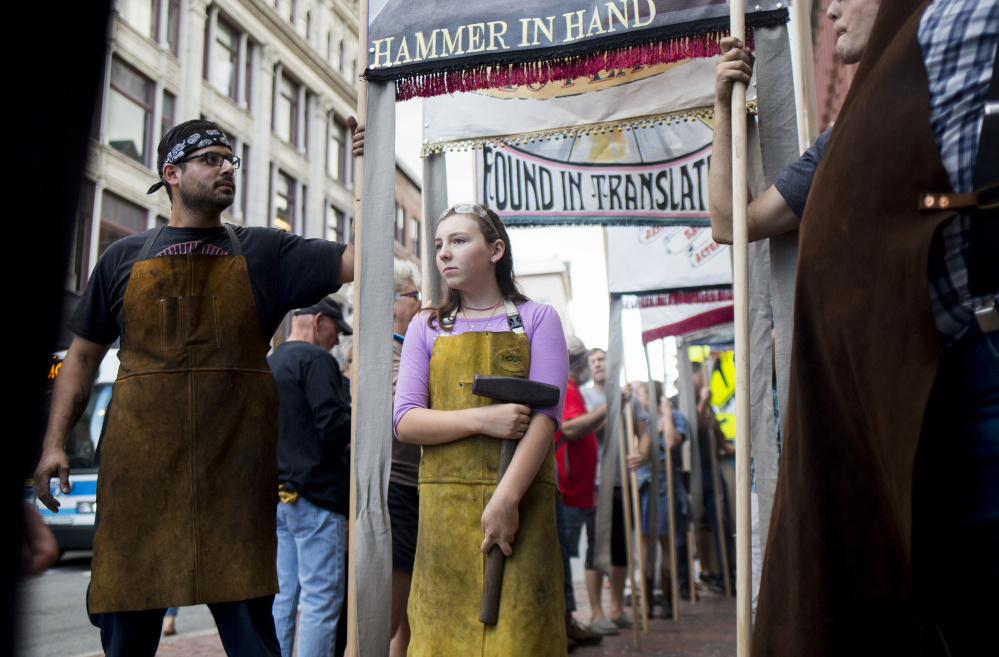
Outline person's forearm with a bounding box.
[338,242,355,285]
[396,407,483,445]
[661,414,683,450]
[560,404,607,440]
[709,98,736,245]
[492,413,556,506]
[42,338,107,452]
[637,425,652,458]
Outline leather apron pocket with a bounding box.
[160,295,221,350]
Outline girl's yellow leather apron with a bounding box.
[88,224,280,613]
[408,302,566,656]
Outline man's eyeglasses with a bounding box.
[179,152,241,169]
[395,290,421,302]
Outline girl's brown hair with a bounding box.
[428,203,529,328]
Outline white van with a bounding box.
[25,349,118,552]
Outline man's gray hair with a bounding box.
[394,258,421,295]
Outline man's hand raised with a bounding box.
[716,37,755,105]
[347,116,364,157]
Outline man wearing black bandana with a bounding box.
[33,119,355,657]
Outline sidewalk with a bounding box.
[113,583,736,657]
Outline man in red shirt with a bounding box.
[555,337,606,643]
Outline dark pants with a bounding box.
[914,330,999,655]
[555,498,576,613]
[702,467,736,589]
[89,594,281,657]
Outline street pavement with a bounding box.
[15,551,215,657]
[17,547,736,656]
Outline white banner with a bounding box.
[605,224,732,293]
[424,57,735,143]
[476,117,719,226]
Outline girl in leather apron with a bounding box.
[393,203,568,656]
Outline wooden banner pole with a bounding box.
[622,396,649,635]
[730,1,753,654]
[664,419,680,621]
[705,356,732,600]
[617,409,642,651]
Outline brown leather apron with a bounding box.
[407,302,566,657]
[752,1,959,654]
[88,224,280,613]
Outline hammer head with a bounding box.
[471,374,560,408]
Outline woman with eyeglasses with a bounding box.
[393,203,569,655]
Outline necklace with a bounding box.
[462,298,505,312]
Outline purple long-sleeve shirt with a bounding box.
[393,301,569,437]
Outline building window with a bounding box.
[395,205,405,243]
[410,217,421,257]
[327,204,346,243]
[119,0,156,40]
[305,12,313,41]
[165,0,180,55]
[69,181,96,292]
[273,170,295,232]
[338,40,345,72]
[161,90,176,137]
[99,191,147,259]
[328,115,348,182]
[212,18,240,100]
[275,74,298,144]
[108,58,154,166]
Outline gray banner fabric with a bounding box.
[746,118,779,570]
[594,293,625,577]
[421,152,448,305]
[754,23,800,444]
[354,81,397,657]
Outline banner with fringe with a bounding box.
[606,222,732,294]
[365,1,788,100]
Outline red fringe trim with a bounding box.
[637,289,734,308]
[641,306,734,344]
[395,30,753,101]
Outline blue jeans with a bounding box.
[914,330,998,655]
[273,497,346,657]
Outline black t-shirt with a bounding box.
[268,340,350,514]
[69,225,346,345]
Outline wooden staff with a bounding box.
[670,344,699,606]
[617,406,642,650]
[730,1,753,653]
[622,398,650,635]
[663,417,680,621]
[704,356,732,599]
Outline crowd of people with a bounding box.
[26,0,994,655]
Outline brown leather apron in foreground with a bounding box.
[88,225,279,613]
[753,1,960,654]
[407,311,565,657]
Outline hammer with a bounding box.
[469,374,560,624]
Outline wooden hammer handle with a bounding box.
[479,438,518,624]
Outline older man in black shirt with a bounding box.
[268,296,352,657]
